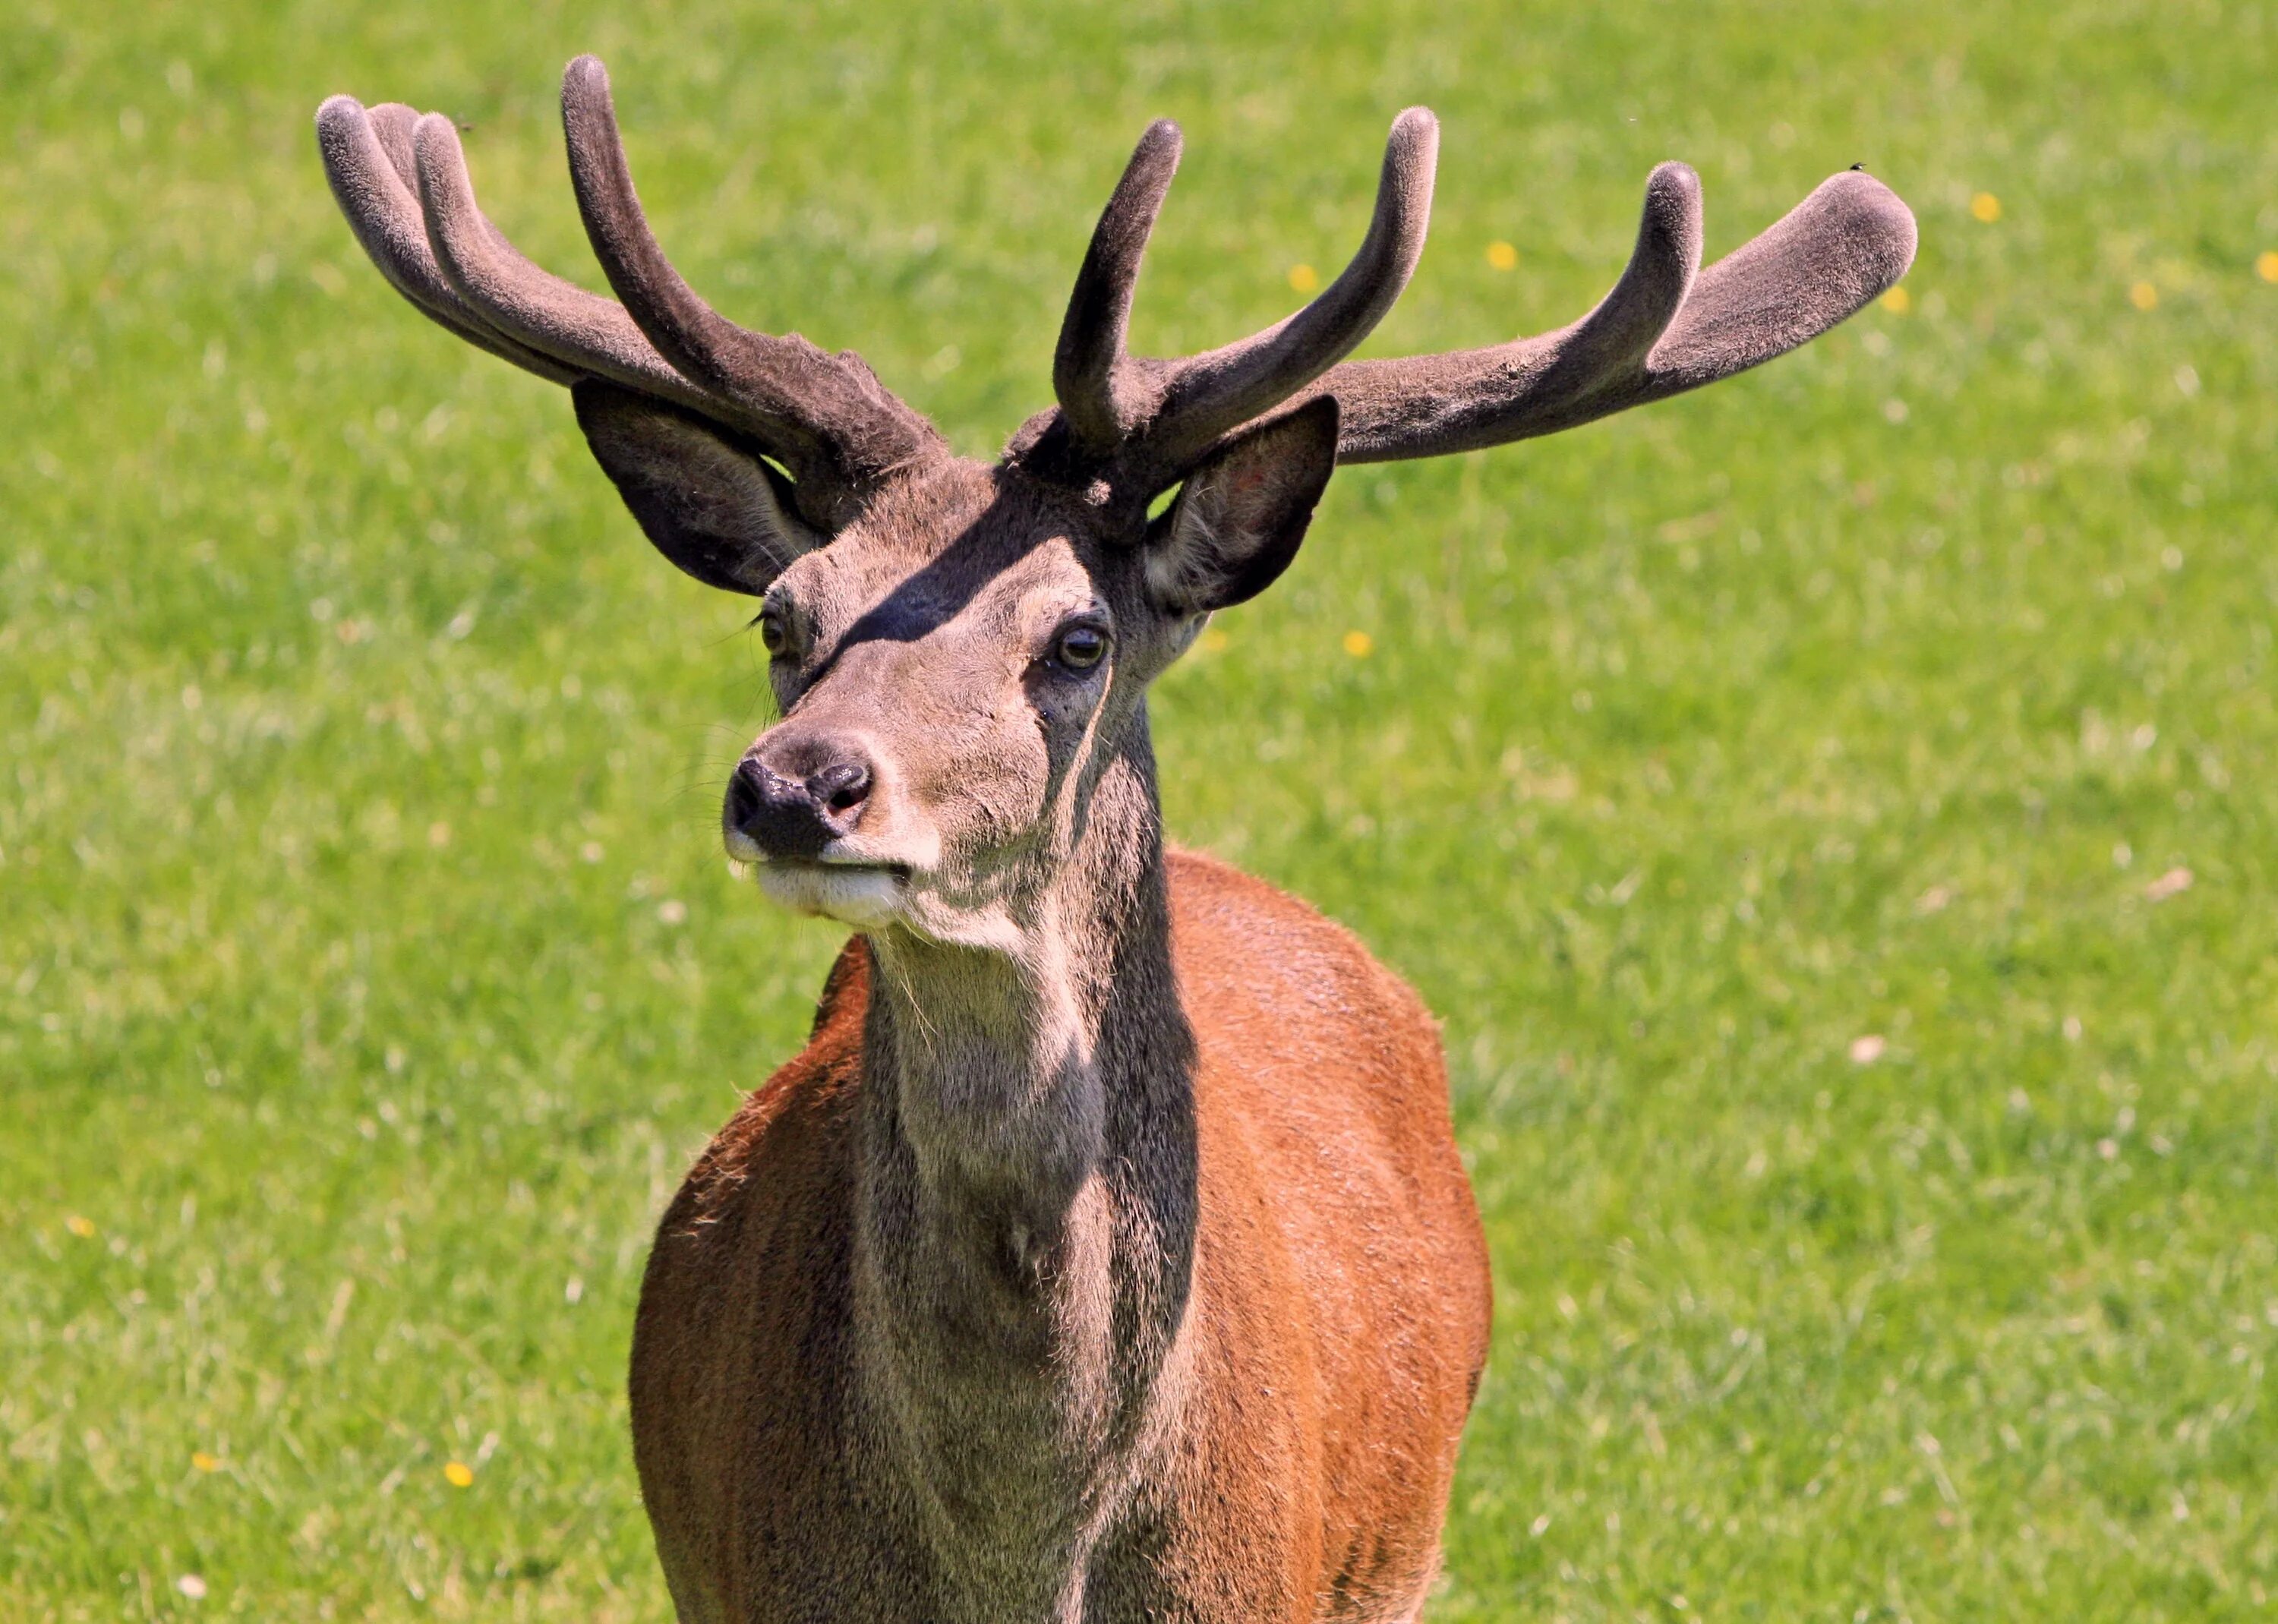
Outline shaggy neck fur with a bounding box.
[850,720,1198,1620]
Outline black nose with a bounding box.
[725,739,873,859]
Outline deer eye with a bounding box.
[758,606,790,657]
[1052,624,1108,670]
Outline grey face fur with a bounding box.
[709,401,1341,943]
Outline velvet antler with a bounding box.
[1024,128,1914,497]
[1040,109,1440,495]
[317,57,945,531]
[324,68,1915,532]
[1306,162,1918,462]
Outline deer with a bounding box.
[317,56,1914,1624]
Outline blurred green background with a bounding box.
[4,0,2273,1617]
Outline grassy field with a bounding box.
[5,0,2274,1617]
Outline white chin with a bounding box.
[752,863,906,930]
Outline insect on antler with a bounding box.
[316,56,945,531]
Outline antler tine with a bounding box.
[1133,107,1439,481]
[1315,164,1917,462]
[559,55,944,526]
[1544,162,1702,386]
[365,102,421,191]
[1053,119,1183,456]
[316,96,582,385]
[1643,169,1917,393]
[409,112,722,416]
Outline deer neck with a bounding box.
[850,721,1197,1610]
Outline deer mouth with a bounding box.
[743,854,912,929]
[759,855,913,883]
[730,838,911,875]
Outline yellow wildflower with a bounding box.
[1485,241,1518,271]
[1286,263,1320,294]
[443,1460,475,1487]
[1879,286,1910,314]
[1969,192,2001,223]
[1342,630,1374,658]
[2129,281,2158,311]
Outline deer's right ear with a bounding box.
[571,380,822,596]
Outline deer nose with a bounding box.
[724,742,873,860]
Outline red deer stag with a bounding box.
[319,58,1914,1623]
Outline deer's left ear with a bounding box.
[1144,396,1340,613]
[572,380,822,596]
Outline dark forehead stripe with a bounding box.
[800,469,1102,676]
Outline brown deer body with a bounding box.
[635,853,1488,1621]
[319,58,1913,1622]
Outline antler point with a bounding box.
[1138,119,1183,167]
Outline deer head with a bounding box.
[318,58,1914,945]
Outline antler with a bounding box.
[1042,109,1440,494]
[1307,162,1917,462]
[1030,119,1910,502]
[316,57,945,531]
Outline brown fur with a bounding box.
[633,850,1488,1622]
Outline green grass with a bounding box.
[5,0,2275,1617]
